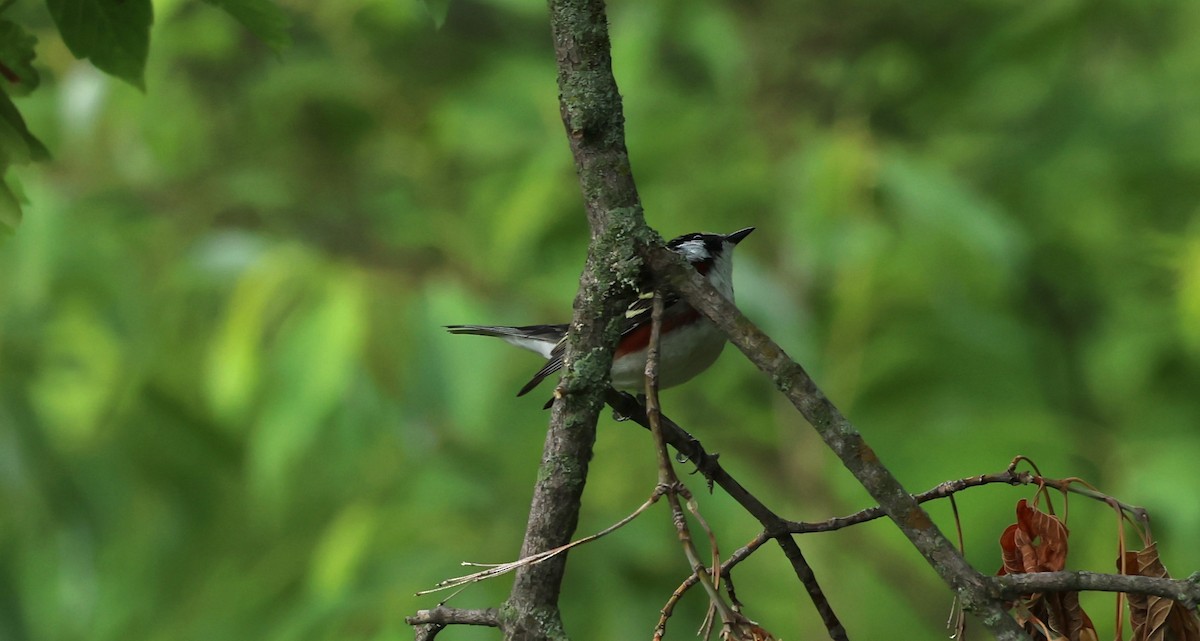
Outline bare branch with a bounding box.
[406,608,501,640]
[658,533,771,637]
[406,607,501,627]
[784,464,1150,536]
[607,392,846,640]
[785,470,1033,534]
[644,291,743,634]
[642,246,1031,640]
[993,572,1200,609]
[644,291,677,487]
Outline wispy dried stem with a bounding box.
[418,493,663,596]
[643,291,743,636]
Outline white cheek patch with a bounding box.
[675,240,710,262]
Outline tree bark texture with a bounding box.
[503,1,651,639]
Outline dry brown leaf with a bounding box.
[1119,544,1200,641]
[999,499,1070,575]
[1053,592,1098,641]
[998,499,1098,641]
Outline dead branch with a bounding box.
[993,572,1200,609]
[405,607,500,640]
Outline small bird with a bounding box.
[446,227,754,399]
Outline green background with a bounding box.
[3,0,1200,639]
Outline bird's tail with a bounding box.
[445,324,544,338]
[444,324,566,360]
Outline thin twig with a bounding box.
[644,244,1032,640]
[783,464,1150,536]
[417,493,661,595]
[784,470,1031,534]
[658,461,1166,637]
[947,495,967,639]
[608,391,847,640]
[658,533,771,636]
[644,291,741,635]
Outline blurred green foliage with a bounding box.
[1,0,1200,639]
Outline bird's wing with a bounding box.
[617,290,682,337]
[515,290,686,397]
[518,353,565,397]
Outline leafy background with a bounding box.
[2,0,1200,639]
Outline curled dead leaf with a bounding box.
[999,499,1070,576]
[997,499,1098,641]
[1119,543,1200,641]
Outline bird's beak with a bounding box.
[725,227,756,245]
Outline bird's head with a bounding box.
[665,227,754,298]
[666,227,755,274]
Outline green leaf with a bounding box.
[46,0,153,90]
[202,0,291,52]
[0,90,48,235]
[0,92,50,165]
[0,19,40,96]
[0,97,49,164]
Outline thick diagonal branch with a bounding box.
[642,248,1031,640]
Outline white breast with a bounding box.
[608,317,727,391]
[609,238,739,392]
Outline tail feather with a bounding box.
[444,324,518,338]
[445,325,567,389]
[445,324,566,341]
